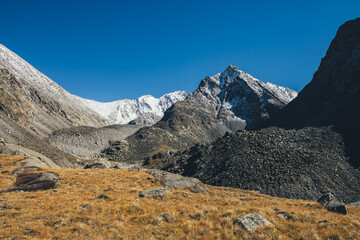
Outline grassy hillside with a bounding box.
[0,154,359,239]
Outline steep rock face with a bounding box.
[157,127,360,203]
[103,65,297,162]
[82,91,188,125]
[0,45,109,137]
[265,18,360,168]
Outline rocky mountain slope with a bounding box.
[103,65,297,162]
[157,127,360,203]
[0,65,107,138]
[82,91,188,125]
[265,18,360,168]
[147,18,360,203]
[0,110,81,168]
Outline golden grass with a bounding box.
[0,154,359,239]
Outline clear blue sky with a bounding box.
[1,0,359,102]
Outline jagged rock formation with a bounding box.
[157,127,360,203]
[103,65,297,162]
[265,18,360,168]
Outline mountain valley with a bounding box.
[0,16,360,240]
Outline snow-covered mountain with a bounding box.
[82,91,188,125]
[0,44,188,137]
[193,64,297,130]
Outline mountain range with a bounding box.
[101,64,297,162]
[1,18,359,205]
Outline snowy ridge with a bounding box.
[82,91,189,124]
[0,44,188,126]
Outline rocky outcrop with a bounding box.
[233,214,273,232]
[138,188,167,198]
[0,172,60,193]
[317,193,347,214]
[265,18,360,168]
[145,169,207,193]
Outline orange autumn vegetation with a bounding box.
[0,154,359,240]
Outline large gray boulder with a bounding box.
[145,169,207,193]
[317,192,347,214]
[139,188,167,198]
[233,214,273,232]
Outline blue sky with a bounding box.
[1,0,359,101]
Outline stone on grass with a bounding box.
[97,194,110,200]
[0,172,60,193]
[233,214,273,233]
[0,205,11,211]
[146,169,208,193]
[317,193,347,214]
[11,172,60,192]
[84,162,107,169]
[139,188,167,198]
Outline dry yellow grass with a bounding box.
[0,154,359,240]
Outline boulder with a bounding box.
[139,188,167,198]
[233,214,273,233]
[145,169,207,193]
[96,194,110,200]
[0,172,61,192]
[317,192,347,214]
[84,162,107,169]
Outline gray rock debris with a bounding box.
[139,188,167,198]
[317,192,347,214]
[233,214,273,233]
